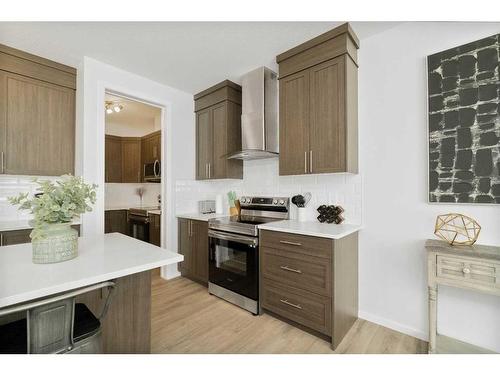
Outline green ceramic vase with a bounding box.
[32,223,78,264]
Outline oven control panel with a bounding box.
[240,196,289,207]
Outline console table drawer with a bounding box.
[437,255,500,289]
[262,279,331,335]
[261,246,331,297]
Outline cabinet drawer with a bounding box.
[262,279,331,335]
[436,255,500,289]
[260,230,332,259]
[261,246,331,297]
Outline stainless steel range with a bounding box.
[128,206,161,242]
[208,196,289,314]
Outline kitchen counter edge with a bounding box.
[258,221,362,240]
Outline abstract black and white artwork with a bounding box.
[427,34,500,204]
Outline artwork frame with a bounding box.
[426,33,500,205]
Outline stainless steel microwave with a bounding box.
[144,160,161,182]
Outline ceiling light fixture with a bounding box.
[105,101,124,114]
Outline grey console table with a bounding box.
[426,239,500,354]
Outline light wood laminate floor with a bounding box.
[151,274,427,354]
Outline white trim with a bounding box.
[358,310,428,342]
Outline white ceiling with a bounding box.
[105,93,161,125]
[0,22,402,94]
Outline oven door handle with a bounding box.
[128,214,150,224]
[208,230,258,247]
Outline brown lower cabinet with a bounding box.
[0,225,81,247]
[177,218,209,284]
[260,229,358,350]
[149,213,161,246]
[76,270,151,353]
[104,210,128,235]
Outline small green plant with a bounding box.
[8,175,97,240]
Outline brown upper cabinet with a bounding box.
[121,137,142,183]
[105,135,123,183]
[141,130,161,166]
[105,131,160,183]
[277,23,359,175]
[0,44,76,176]
[194,80,243,180]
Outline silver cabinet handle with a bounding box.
[0,233,3,246]
[190,220,194,237]
[309,150,313,173]
[280,265,302,274]
[208,163,211,179]
[1,152,4,174]
[304,151,307,174]
[280,299,302,310]
[279,240,302,246]
[205,163,208,179]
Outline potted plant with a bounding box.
[9,175,97,264]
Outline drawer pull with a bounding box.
[462,267,471,274]
[279,299,302,310]
[279,240,302,246]
[280,265,302,274]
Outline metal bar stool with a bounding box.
[0,281,116,354]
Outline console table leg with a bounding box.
[428,285,437,354]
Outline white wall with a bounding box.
[76,57,194,278]
[359,22,500,351]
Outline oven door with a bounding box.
[208,230,258,301]
[128,213,150,243]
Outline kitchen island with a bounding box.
[0,233,183,353]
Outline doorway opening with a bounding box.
[103,91,164,255]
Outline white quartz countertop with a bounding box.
[104,205,130,211]
[176,212,229,222]
[0,219,81,232]
[0,233,183,309]
[258,220,361,240]
[105,206,161,215]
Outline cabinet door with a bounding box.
[105,210,128,235]
[211,103,227,179]
[0,229,31,246]
[178,219,192,275]
[149,214,161,247]
[309,57,346,173]
[121,139,142,182]
[0,71,75,176]
[105,135,123,183]
[192,220,209,283]
[153,133,161,161]
[279,70,310,176]
[195,108,212,180]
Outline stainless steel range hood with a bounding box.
[228,67,278,160]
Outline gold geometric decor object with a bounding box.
[434,213,481,246]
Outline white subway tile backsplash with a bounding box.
[175,159,362,224]
[0,175,61,221]
[105,183,161,208]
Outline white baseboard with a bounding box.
[160,264,181,280]
[358,310,428,342]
